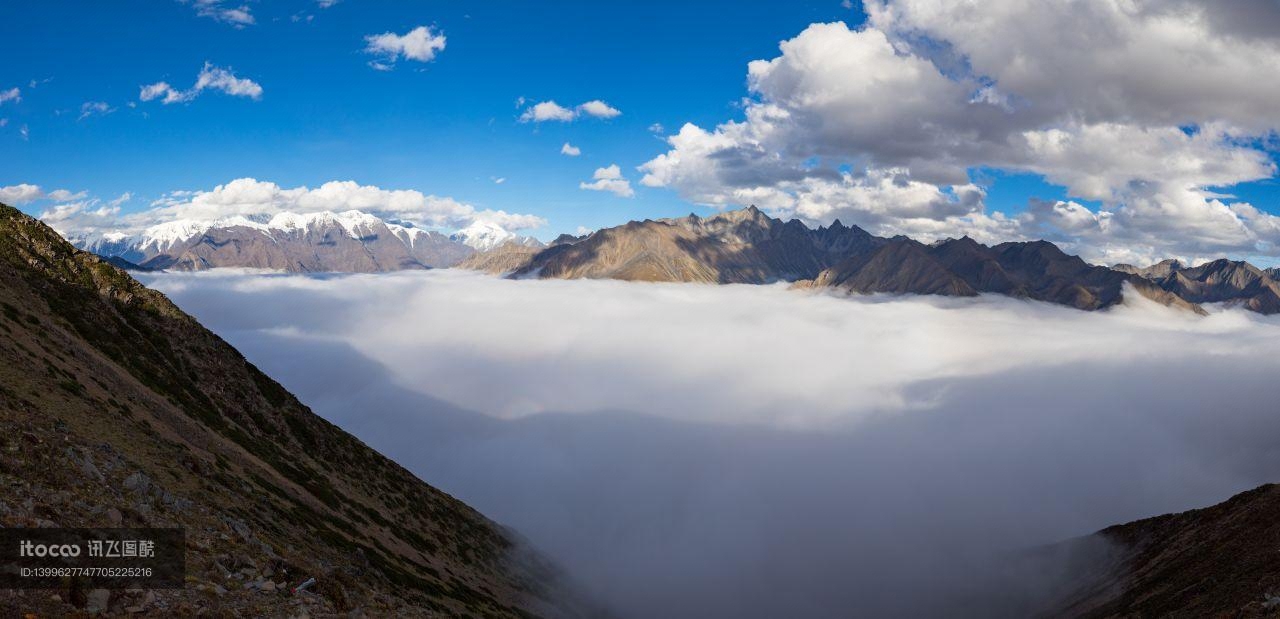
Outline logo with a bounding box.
[19,541,81,558]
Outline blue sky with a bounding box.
[1,0,865,236]
[4,0,1280,265]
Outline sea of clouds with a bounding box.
[144,270,1280,618]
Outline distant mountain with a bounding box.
[460,234,582,275]
[449,220,545,253]
[72,211,537,272]
[0,202,590,617]
[1117,258,1280,314]
[804,236,1200,312]
[1054,483,1280,617]
[504,206,1209,313]
[1113,258,1184,280]
[512,206,880,283]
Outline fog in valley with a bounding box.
[145,270,1280,618]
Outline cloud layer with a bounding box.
[146,270,1280,617]
[640,2,1280,266]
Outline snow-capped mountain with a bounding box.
[449,220,545,252]
[72,210,503,272]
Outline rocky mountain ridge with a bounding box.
[468,206,1211,313]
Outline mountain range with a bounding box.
[74,211,541,273]
[0,203,588,617]
[72,205,1280,314]
[496,206,1211,313]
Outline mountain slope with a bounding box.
[1056,483,1280,618]
[0,203,587,617]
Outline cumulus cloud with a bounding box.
[560,142,581,156]
[520,99,623,123]
[364,26,446,70]
[0,183,86,205]
[145,270,1280,618]
[640,3,1280,264]
[140,62,263,104]
[578,100,621,119]
[579,164,635,198]
[0,87,19,104]
[186,0,254,27]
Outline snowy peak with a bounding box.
[450,220,544,252]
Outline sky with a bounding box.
[4,0,1280,265]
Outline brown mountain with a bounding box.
[512,206,881,283]
[507,206,1204,313]
[808,236,1201,312]
[0,203,588,617]
[1055,483,1280,618]
[1119,257,1280,314]
[1113,258,1184,280]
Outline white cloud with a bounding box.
[317,0,339,7]
[38,201,123,238]
[0,87,19,104]
[18,124,28,141]
[520,100,623,123]
[520,101,576,122]
[492,177,506,185]
[364,26,446,69]
[77,101,115,121]
[648,123,664,134]
[580,164,635,198]
[0,184,86,205]
[140,63,263,104]
[560,142,581,156]
[579,100,621,119]
[187,0,254,27]
[640,5,1280,263]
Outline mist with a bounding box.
[143,270,1280,617]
